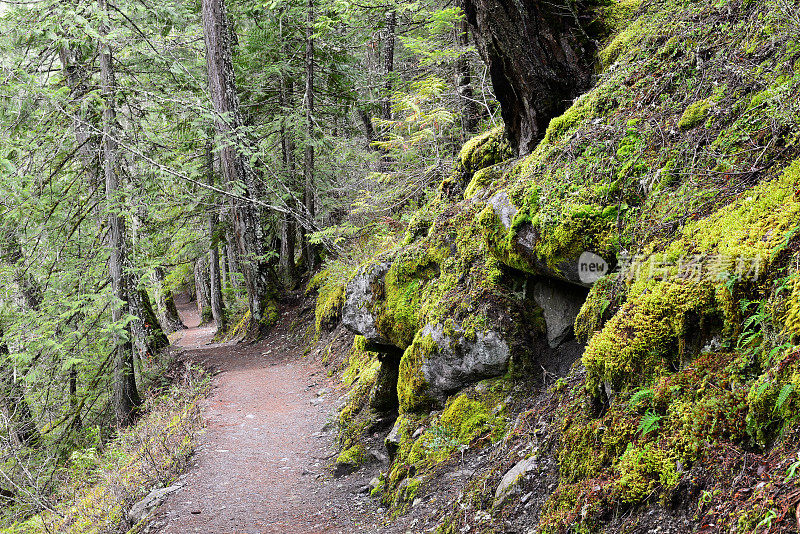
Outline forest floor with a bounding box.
[147,296,382,533]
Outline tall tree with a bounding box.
[100,0,141,426]
[207,141,226,330]
[0,327,40,449]
[202,0,276,334]
[151,267,185,333]
[455,10,478,136]
[303,0,317,273]
[382,9,397,123]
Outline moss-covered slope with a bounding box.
[326,0,800,530]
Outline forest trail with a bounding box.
[151,297,379,533]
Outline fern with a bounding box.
[629,388,654,408]
[775,383,794,413]
[638,410,662,436]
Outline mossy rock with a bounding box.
[442,126,514,197]
[478,191,618,286]
[678,99,712,130]
[334,444,369,477]
[398,323,512,413]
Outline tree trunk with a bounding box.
[69,363,80,427]
[1,233,42,311]
[219,243,229,293]
[194,257,211,323]
[58,46,102,214]
[303,0,316,274]
[206,140,226,331]
[0,328,41,448]
[225,237,240,294]
[151,267,184,333]
[357,107,376,149]
[202,0,276,334]
[128,275,170,360]
[100,0,141,426]
[278,66,297,289]
[461,0,597,154]
[381,10,396,123]
[456,12,478,136]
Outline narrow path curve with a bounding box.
[152,297,379,533]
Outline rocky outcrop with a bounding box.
[342,262,391,346]
[481,191,614,288]
[127,484,183,524]
[416,323,511,400]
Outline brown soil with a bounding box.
[151,297,381,533]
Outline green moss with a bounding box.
[402,208,434,246]
[458,126,514,174]
[575,274,617,343]
[599,0,642,35]
[583,279,724,393]
[558,390,637,483]
[397,477,421,504]
[397,333,437,413]
[464,164,504,199]
[337,340,381,451]
[613,443,679,504]
[259,299,279,329]
[336,444,369,468]
[342,336,377,385]
[541,83,622,145]
[439,395,495,442]
[668,160,800,262]
[678,99,712,130]
[599,17,645,67]
[307,261,355,333]
[370,474,385,498]
[785,277,800,339]
[745,346,800,446]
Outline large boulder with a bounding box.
[417,323,510,397]
[397,321,517,412]
[341,262,391,346]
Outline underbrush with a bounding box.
[1,361,210,534]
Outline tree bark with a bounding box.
[225,236,241,293]
[278,60,297,289]
[456,12,478,136]
[151,267,184,333]
[303,0,317,274]
[206,140,226,331]
[58,46,102,213]
[100,0,141,426]
[194,257,211,322]
[1,233,42,311]
[128,275,170,360]
[357,107,376,148]
[0,328,41,448]
[381,10,396,123]
[202,0,276,334]
[461,0,596,155]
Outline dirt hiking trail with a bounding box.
[151,297,380,533]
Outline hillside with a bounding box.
[314,0,800,531]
